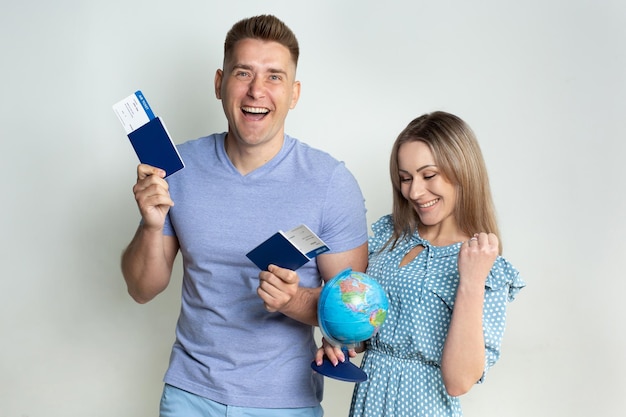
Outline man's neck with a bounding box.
[224,134,284,175]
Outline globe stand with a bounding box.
[310,347,367,383]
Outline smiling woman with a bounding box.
[316,111,525,417]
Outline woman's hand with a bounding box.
[458,232,499,286]
[314,337,360,366]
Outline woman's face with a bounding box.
[397,141,458,230]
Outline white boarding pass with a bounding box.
[112,90,155,134]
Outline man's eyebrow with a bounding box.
[267,67,288,74]
[231,64,253,71]
[231,64,287,75]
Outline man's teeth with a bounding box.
[242,107,269,114]
[419,199,439,208]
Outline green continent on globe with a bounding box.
[370,309,387,328]
[338,278,369,313]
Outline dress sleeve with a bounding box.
[368,215,394,256]
[478,257,526,383]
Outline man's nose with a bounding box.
[247,76,265,99]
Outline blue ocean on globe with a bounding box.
[318,268,389,347]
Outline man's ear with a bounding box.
[290,80,301,109]
[214,69,223,99]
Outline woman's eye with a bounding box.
[400,177,411,183]
[424,174,437,180]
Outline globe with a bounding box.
[312,268,389,382]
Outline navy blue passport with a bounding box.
[246,224,330,271]
[127,117,184,177]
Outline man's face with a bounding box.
[215,38,301,148]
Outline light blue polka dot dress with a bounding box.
[349,215,525,417]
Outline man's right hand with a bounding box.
[133,164,175,230]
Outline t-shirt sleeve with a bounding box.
[319,162,368,253]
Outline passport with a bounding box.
[246,224,330,271]
[112,90,184,177]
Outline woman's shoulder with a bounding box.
[369,215,394,253]
[372,214,393,231]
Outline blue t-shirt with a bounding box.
[161,133,368,408]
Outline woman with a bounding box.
[315,111,525,416]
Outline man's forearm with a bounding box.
[281,286,322,326]
[121,226,175,304]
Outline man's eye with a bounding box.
[269,74,282,81]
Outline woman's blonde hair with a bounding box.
[388,111,502,253]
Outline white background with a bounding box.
[1,1,625,416]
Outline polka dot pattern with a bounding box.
[349,215,525,417]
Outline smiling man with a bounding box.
[215,37,301,174]
[120,15,368,417]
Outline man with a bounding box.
[121,14,368,417]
